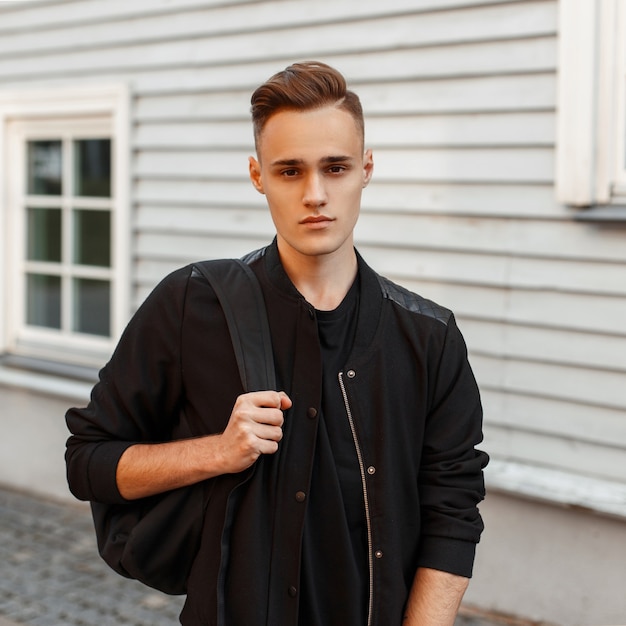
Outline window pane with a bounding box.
[74,139,111,197]
[73,209,111,267]
[27,208,62,262]
[27,141,62,195]
[26,273,61,329]
[73,278,110,336]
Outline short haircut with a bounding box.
[250,61,364,150]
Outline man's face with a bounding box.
[249,105,373,262]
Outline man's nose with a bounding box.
[302,173,327,208]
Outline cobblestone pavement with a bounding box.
[0,485,522,626]
[0,487,185,625]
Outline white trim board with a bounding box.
[486,458,626,520]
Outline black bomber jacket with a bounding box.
[66,240,488,626]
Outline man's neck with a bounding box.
[277,240,358,311]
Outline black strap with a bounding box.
[193,259,276,392]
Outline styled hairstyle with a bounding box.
[250,61,364,149]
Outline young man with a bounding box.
[66,61,488,625]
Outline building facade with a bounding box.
[1,1,625,623]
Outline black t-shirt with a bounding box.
[298,275,368,625]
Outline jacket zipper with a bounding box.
[338,371,374,626]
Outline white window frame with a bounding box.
[0,84,130,368]
[613,0,626,195]
[556,0,626,208]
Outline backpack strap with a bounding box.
[192,259,276,392]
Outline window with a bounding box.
[556,0,626,210]
[0,85,129,368]
[22,124,112,338]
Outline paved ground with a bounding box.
[0,485,529,626]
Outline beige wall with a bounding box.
[0,385,87,503]
[465,490,626,625]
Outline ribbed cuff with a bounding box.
[88,440,136,503]
[416,536,477,578]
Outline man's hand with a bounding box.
[116,390,291,500]
[215,390,292,474]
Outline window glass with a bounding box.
[26,273,61,329]
[27,141,62,195]
[22,137,112,339]
[73,209,111,267]
[73,278,110,336]
[26,208,62,262]
[74,139,111,197]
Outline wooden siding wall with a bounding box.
[2,0,625,488]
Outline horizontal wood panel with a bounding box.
[135,231,273,263]
[394,278,626,336]
[135,94,250,122]
[134,205,274,236]
[481,390,626,449]
[134,179,271,207]
[483,424,626,483]
[373,147,554,183]
[357,74,555,115]
[0,20,557,84]
[363,181,561,216]
[0,1,556,67]
[461,319,626,371]
[132,233,273,300]
[500,289,626,337]
[134,149,249,178]
[359,245,626,297]
[0,0,527,35]
[0,0,251,32]
[352,37,557,81]
[484,458,626,518]
[129,37,556,97]
[134,120,253,149]
[366,111,555,148]
[473,353,626,411]
[356,213,626,262]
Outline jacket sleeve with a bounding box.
[416,314,488,578]
[65,266,191,504]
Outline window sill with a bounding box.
[486,458,626,520]
[0,357,94,401]
[573,205,626,222]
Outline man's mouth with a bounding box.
[300,215,333,224]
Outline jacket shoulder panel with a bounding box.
[376,274,452,325]
[240,245,268,265]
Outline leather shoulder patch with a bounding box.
[377,275,451,325]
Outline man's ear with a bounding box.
[362,149,374,188]
[249,156,264,194]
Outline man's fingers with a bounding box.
[278,391,293,410]
[234,391,290,427]
[247,390,292,411]
[255,423,283,443]
[247,406,284,427]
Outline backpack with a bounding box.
[90,258,275,595]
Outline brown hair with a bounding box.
[250,61,364,149]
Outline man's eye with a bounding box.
[281,169,299,177]
[328,165,346,174]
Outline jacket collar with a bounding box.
[260,238,383,359]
